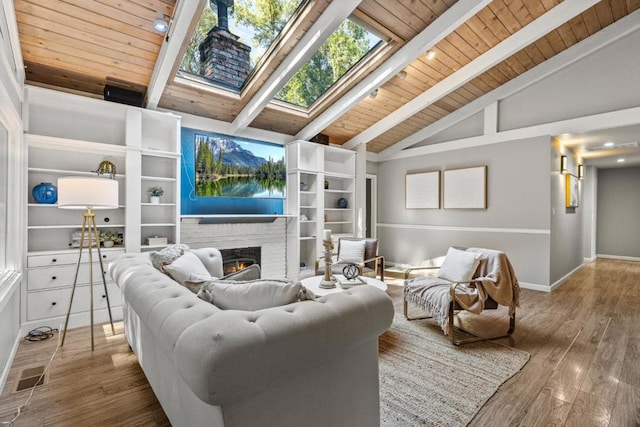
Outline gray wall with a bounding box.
[414,111,484,147]
[499,28,640,131]
[549,145,584,283]
[596,167,640,258]
[377,136,551,287]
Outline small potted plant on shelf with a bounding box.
[148,186,164,204]
[99,231,123,248]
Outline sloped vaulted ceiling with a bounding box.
[14,0,640,154]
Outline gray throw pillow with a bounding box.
[197,278,313,311]
[150,244,190,271]
[183,264,262,294]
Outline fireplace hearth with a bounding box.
[220,246,261,275]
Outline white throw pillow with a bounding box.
[438,247,480,283]
[162,251,210,286]
[197,279,306,311]
[339,239,366,264]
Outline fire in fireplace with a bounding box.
[220,247,261,275]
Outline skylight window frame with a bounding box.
[268,13,395,115]
[175,0,315,96]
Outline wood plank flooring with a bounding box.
[1,258,638,426]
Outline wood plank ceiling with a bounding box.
[14,0,640,153]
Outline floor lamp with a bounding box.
[57,176,118,350]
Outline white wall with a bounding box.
[0,0,24,394]
[549,145,584,284]
[377,136,551,288]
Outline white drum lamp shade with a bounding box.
[57,177,119,209]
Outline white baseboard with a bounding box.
[584,256,596,263]
[0,330,22,394]
[519,282,551,293]
[550,263,585,291]
[597,254,640,262]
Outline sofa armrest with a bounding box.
[173,286,394,406]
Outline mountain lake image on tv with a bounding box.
[194,133,285,198]
[180,127,286,215]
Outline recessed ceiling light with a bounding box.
[425,50,436,60]
[617,158,625,163]
[604,142,615,147]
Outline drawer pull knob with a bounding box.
[52,276,57,280]
[102,295,106,298]
[51,302,57,306]
[52,258,57,263]
[102,255,107,258]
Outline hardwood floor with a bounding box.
[1,258,638,426]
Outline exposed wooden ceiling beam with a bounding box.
[378,8,640,161]
[294,0,491,143]
[230,0,363,134]
[146,0,206,110]
[344,0,600,151]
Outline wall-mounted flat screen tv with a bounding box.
[181,127,285,215]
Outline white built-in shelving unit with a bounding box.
[23,86,180,330]
[286,140,356,278]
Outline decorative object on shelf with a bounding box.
[319,229,336,289]
[99,230,123,248]
[32,182,58,204]
[149,186,164,204]
[300,214,308,221]
[147,236,168,246]
[343,263,359,280]
[95,160,117,179]
[300,182,308,191]
[57,176,118,351]
[324,180,329,189]
[336,197,348,208]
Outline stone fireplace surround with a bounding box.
[180,217,292,279]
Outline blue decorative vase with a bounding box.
[337,197,348,208]
[32,182,58,204]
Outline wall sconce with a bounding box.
[369,88,378,99]
[578,164,584,180]
[560,155,568,174]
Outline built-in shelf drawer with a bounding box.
[27,264,111,291]
[27,283,121,321]
[27,249,125,268]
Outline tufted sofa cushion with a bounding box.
[108,252,394,407]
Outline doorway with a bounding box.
[365,174,377,239]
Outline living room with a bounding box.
[1,0,640,426]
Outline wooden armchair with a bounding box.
[315,237,385,281]
[403,247,518,345]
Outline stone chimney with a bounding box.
[199,0,251,91]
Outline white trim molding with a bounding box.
[550,263,584,291]
[377,223,550,235]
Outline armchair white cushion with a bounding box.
[437,247,480,283]
[338,239,366,263]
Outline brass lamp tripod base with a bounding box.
[61,209,115,351]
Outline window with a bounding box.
[179,0,308,92]
[274,17,382,109]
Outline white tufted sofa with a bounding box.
[108,252,394,427]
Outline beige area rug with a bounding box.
[379,314,530,427]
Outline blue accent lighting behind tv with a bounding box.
[180,127,285,215]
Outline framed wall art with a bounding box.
[405,170,440,209]
[443,166,487,209]
[565,173,579,208]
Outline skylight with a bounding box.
[275,18,382,108]
[179,0,308,92]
